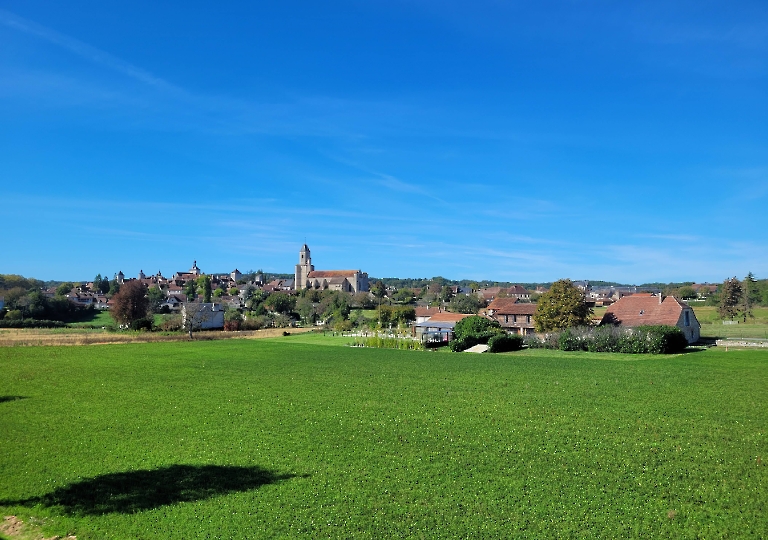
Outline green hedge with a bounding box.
[525,325,688,354]
[487,334,524,353]
[0,319,68,328]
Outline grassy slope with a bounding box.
[0,337,766,539]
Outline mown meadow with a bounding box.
[1,336,766,539]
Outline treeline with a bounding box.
[0,291,91,324]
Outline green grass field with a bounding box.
[1,336,766,539]
[693,306,768,339]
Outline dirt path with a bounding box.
[1,515,76,540]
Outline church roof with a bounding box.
[308,270,359,278]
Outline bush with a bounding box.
[158,315,183,332]
[487,334,524,353]
[129,317,153,331]
[453,316,502,341]
[637,325,688,354]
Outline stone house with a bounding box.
[485,298,536,335]
[599,293,700,343]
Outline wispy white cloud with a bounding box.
[0,9,180,92]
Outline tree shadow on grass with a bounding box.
[0,464,303,515]
[0,396,27,404]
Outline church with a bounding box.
[294,244,369,294]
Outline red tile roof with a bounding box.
[600,295,691,327]
[487,298,536,315]
[426,312,473,323]
[414,307,442,317]
[308,270,359,278]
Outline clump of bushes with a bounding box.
[524,325,688,354]
[450,316,505,352]
[158,315,183,332]
[129,317,153,331]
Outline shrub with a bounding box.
[637,325,688,354]
[453,316,502,341]
[558,328,584,351]
[129,317,153,331]
[158,315,183,332]
[487,334,524,353]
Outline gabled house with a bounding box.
[411,312,472,342]
[600,293,700,344]
[414,306,444,323]
[485,298,536,335]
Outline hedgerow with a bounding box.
[0,319,67,328]
[523,325,688,354]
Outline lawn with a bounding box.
[1,336,766,539]
[693,306,768,339]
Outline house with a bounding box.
[414,306,444,323]
[485,298,536,335]
[411,312,472,342]
[599,293,700,343]
[182,302,225,330]
[294,244,369,293]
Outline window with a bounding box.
[684,311,690,327]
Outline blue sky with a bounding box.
[1,1,766,284]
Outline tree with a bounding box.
[370,281,386,324]
[742,272,759,322]
[534,279,592,332]
[197,275,212,303]
[449,294,482,314]
[677,286,697,300]
[264,292,295,314]
[295,296,318,324]
[56,282,75,297]
[108,278,121,297]
[183,280,197,301]
[391,288,415,304]
[718,277,742,320]
[352,292,375,309]
[147,286,165,313]
[110,281,150,326]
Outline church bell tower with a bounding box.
[294,244,314,290]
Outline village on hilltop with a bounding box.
[12,243,716,346]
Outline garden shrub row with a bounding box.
[524,325,688,354]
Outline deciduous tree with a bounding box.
[111,281,150,326]
[534,279,592,332]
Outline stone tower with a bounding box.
[294,244,314,290]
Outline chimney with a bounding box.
[659,293,663,304]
